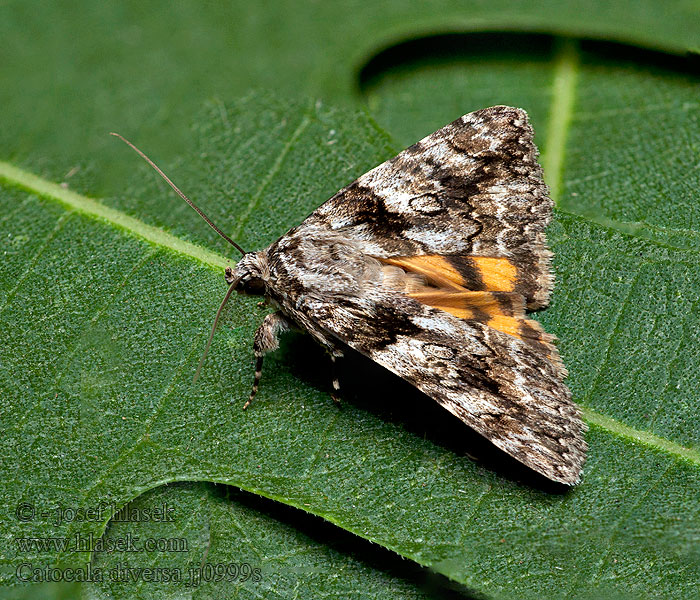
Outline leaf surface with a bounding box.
[2,3,700,599]
[2,90,699,599]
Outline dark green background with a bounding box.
[2,2,699,599]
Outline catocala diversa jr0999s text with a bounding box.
[113,105,587,485]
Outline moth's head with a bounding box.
[225,251,268,296]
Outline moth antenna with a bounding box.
[193,281,237,383]
[110,132,246,256]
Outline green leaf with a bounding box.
[85,482,470,599]
[2,1,699,197]
[2,86,699,599]
[3,2,700,599]
[363,36,700,441]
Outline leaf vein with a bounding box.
[0,212,70,316]
[52,247,159,391]
[582,268,643,407]
[230,104,314,240]
[1,146,699,469]
[542,37,580,205]
[647,297,697,430]
[566,462,675,597]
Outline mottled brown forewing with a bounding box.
[259,106,587,484]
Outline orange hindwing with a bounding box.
[380,254,554,350]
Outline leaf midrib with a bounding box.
[1,160,698,469]
[542,37,579,204]
[541,38,700,256]
[0,161,230,270]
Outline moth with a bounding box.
[112,105,587,485]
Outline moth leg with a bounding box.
[244,311,291,410]
[330,349,344,405]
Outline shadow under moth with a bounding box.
[113,105,587,485]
